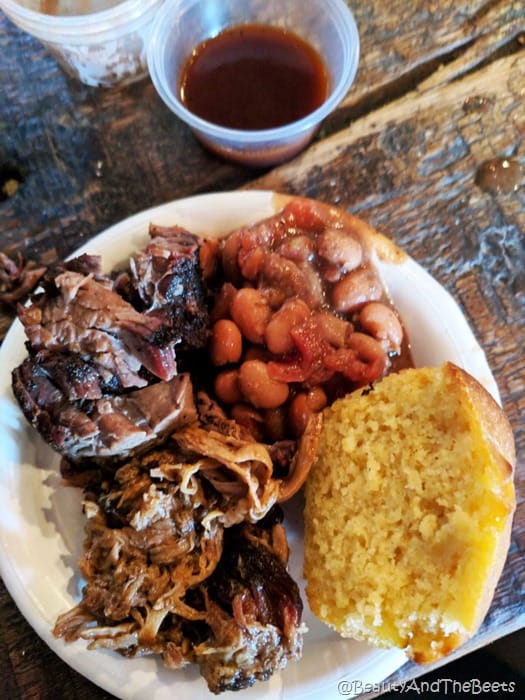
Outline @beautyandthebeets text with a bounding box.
[337,678,517,696]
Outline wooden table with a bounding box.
[1,1,523,697]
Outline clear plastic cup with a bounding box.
[0,0,166,87]
[147,0,360,167]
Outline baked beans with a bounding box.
[205,198,410,442]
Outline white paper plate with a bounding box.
[0,191,499,700]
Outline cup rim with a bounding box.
[0,0,161,37]
[147,0,360,146]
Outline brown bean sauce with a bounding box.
[179,24,329,130]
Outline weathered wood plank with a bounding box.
[321,0,524,135]
[349,0,524,97]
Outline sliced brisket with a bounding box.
[129,224,210,349]
[18,269,177,385]
[12,228,211,466]
[12,362,196,463]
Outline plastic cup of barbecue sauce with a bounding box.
[147,0,360,167]
[0,0,166,87]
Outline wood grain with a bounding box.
[1,0,524,697]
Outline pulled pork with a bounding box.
[53,405,304,694]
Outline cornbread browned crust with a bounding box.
[303,362,516,663]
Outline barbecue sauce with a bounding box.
[179,24,330,130]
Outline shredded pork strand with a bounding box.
[54,414,303,693]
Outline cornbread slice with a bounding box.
[303,362,516,663]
